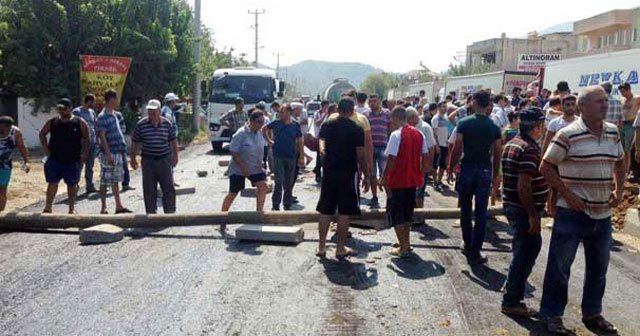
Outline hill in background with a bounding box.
[280,60,384,97]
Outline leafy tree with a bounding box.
[0,0,247,115]
[359,72,399,98]
[446,63,491,77]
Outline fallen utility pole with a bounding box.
[0,208,503,230]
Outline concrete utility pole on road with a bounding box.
[192,0,201,132]
[248,9,265,67]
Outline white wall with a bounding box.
[17,98,56,148]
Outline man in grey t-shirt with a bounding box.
[221,110,268,217]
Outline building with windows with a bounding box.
[465,31,576,72]
[573,8,637,54]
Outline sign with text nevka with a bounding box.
[517,54,560,72]
[79,55,132,105]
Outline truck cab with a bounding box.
[207,67,285,151]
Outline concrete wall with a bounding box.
[632,8,640,48]
[17,98,57,148]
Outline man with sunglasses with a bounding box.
[221,109,269,217]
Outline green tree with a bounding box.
[359,72,399,98]
[446,63,491,77]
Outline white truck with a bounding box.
[444,71,537,98]
[407,81,445,103]
[542,48,640,96]
[207,67,285,151]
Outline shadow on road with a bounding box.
[461,264,507,293]
[319,258,378,290]
[415,224,451,241]
[387,254,446,280]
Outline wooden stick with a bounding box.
[0,207,504,230]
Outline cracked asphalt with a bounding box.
[2,143,640,336]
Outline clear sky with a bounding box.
[188,0,639,73]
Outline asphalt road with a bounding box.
[2,143,640,336]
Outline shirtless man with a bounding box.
[620,83,640,164]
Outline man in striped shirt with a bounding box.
[365,94,390,209]
[96,89,131,214]
[130,99,179,214]
[500,107,548,317]
[539,86,624,335]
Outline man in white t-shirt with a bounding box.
[355,92,371,115]
[431,102,451,190]
[407,107,436,210]
[491,94,509,129]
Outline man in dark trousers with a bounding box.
[500,107,548,317]
[448,90,502,265]
[39,98,90,214]
[316,98,369,259]
[130,99,179,214]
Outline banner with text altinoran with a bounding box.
[517,54,560,72]
[79,55,132,106]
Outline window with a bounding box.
[598,36,604,48]
[622,30,627,45]
[633,28,639,43]
[614,32,619,45]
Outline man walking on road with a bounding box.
[222,109,268,214]
[366,94,390,209]
[72,94,98,194]
[379,106,430,257]
[448,90,502,265]
[130,99,179,214]
[0,116,30,212]
[39,98,90,214]
[431,101,451,191]
[316,98,368,259]
[96,89,132,214]
[264,104,304,210]
[539,86,624,335]
[500,107,548,317]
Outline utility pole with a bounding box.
[248,9,265,67]
[275,52,282,78]
[192,0,201,132]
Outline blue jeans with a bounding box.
[122,150,130,187]
[540,207,612,318]
[457,167,492,258]
[272,157,296,209]
[502,205,542,308]
[83,144,97,189]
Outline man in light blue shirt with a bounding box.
[72,94,98,193]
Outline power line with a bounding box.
[248,9,265,67]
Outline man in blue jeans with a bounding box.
[499,108,548,317]
[264,103,304,210]
[448,89,502,265]
[539,86,624,335]
[72,94,98,194]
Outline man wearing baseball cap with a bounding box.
[130,99,179,214]
[39,98,90,213]
[162,92,179,136]
[500,107,548,317]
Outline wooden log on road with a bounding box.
[0,207,503,230]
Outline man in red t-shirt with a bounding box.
[380,106,430,257]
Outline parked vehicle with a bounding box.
[542,48,640,96]
[207,67,285,151]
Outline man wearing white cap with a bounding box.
[163,93,179,136]
[130,99,179,214]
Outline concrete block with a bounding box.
[80,224,124,245]
[240,182,274,197]
[158,186,196,197]
[235,224,304,244]
[624,208,640,237]
[218,160,230,167]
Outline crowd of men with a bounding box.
[1,79,639,335]
[0,89,182,215]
